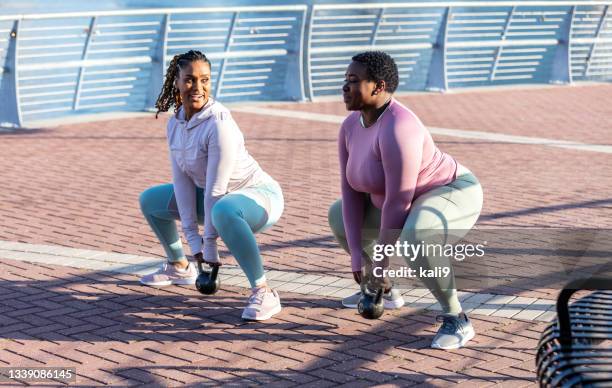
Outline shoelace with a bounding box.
[436,314,462,334]
[247,289,268,307]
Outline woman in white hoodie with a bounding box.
[139,50,284,321]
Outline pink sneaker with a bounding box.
[140,262,198,286]
[241,288,282,321]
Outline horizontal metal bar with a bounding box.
[493,74,534,80]
[19,56,152,71]
[218,90,261,97]
[21,106,73,115]
[166,36,227,42]
[447,57,495,63]
[312,22,375,28]
[20,90,74,98]
[495,67,537,73]
[447,38,559,48]
[79,93,131,100]
[376,35,433,40]
[497,61,541,67]
[224,68,273,74]
[222,75,269,82]
[21,98,73,107]
[227,59,276,66]
[20,25,87,32]
[311,30,372,36]
[169,20,231,26]
[380,13,443,18]
[312,37,373,43]
[19,72,76,81]
[311,42,432,54]
[96,22,161,28]
[313,15,377,21]
[20,81,77,90]
[88,47,151,54]
[573,37,612,43]
[221,82,265,90]
[311,70,345,77]
[314,2,612,11]
[447,76,489,82]
[76,101,128,109]
[447,63,492,69]
[168,28,229,34]
[90,39,155,46]
[0,6,307,21]
[232,33,290,39]
[231,40,287,46]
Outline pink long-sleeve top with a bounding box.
[339,99,458,272]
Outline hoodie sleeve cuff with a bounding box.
[203,239,219,263]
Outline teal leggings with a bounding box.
[328,165,483,315]
[139,180,284,287]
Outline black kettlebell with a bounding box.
[357,283,384,319]
[195,260,220,295]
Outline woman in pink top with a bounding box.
[328,51,483,349]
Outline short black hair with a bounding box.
[351,51,399,93]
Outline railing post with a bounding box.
[0,20,22,128]
[370,8,385,45]
[303,5,315,101]
[426,7,450,92]
[285,7,307,101]
[585,5,609,76]
[490,6,515,81]
[551,6,575,84]
[214,12,239,99]
[147,13,170,110]
[73,16,97,110]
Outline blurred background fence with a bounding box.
[1,1,611,127]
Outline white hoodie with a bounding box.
[167,99,268,261]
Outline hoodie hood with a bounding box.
[176,98,216,130]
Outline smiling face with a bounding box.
[342,61,380,111]
[175,59,211,119]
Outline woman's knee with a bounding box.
[211,200,241,230]
[327,199,345,236]
[139,184,173,215]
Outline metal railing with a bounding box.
[1,1,611,127]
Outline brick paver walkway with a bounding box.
[1,84,610,386]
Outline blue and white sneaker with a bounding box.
[431,312,475,350]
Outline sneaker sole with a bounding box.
[431,328,475,350]
[342,301,359,308]
[140,276,197,287]
[242,303,282,321]
[384,298,405,309]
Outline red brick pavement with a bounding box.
[0,258,546,386]
[0,86,610,385]
[0,85,610,297]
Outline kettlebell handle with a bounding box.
[374,288,383,304]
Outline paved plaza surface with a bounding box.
[0,84,611,386]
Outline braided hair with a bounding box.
[155,50,212,118]
[351,51,399,94]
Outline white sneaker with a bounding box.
[431,313,475,350]
[140,262,198,286]
[242,288,282,321]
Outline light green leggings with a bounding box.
[328,165,483,315]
